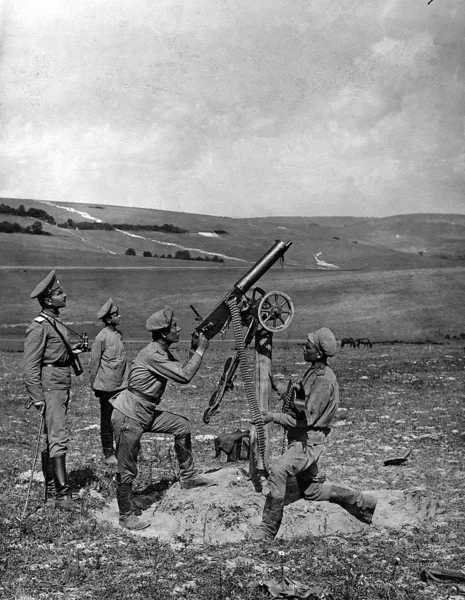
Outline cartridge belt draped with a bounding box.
[127,386,158,403]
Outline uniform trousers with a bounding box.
[111,408,190,485]
[268,440,329,501]
[94,390,117,456]
[40,389,70,458]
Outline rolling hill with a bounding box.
[1,197,464,348]
[1,197,464,270]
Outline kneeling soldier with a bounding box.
[23,270,80,510]
[251,327,377,541]
[111,307,216,531]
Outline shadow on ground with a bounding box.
[94,465,439,546]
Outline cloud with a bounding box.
[0,0,464,216]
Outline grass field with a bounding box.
[1,343,464,599]
[2,265,465,348]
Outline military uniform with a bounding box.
[23,270,77,509]
[111,307,215,531]
[253,327,377,540]
[89,298,128,462]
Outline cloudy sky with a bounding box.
[0,0,464,218]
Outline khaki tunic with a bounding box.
[272,363,339,444]
[23,312,71,404]
[89,327,128,392]
[111,341,202,428]
[23,311,72,456]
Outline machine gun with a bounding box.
[190,239,294,424]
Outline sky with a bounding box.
[0,0,464,218]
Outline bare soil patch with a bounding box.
[95,465,438,545]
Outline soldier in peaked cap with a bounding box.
[89,299,129,466]
[23,270,80,510]
[110,307,216,531]
[250,326,377,541]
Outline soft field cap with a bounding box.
[97,298,117,320]
[146,307,174,332]
[307,327,337,357]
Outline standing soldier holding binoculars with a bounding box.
[23,270,86,510]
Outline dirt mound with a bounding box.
[95,466,438,546]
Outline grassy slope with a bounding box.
[1,266,465,345]
[1,197,463,269]
[1,198,464,347]
[1,345,464,600]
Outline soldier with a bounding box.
[110,307,217,531]
[89,298,128,465]
[23,270,82,510]
[251,327,377,541]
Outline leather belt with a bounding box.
[43,361,70,368]
[127,386,157,403]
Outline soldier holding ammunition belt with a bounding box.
[251,327,377,541]
[110,307,216,531]
[89,298,128,465]
[23,270,82,510]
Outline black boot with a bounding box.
[41,451,55,502]
[116,481,150,530]
[50,454,76,511]
[174,434,216,490]
[249,495,285,541]
[329,485,377,524]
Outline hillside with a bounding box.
[1,197,464,270]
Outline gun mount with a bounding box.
[191,239,293,344]
[190,239,294,425]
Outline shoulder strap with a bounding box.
[39,313,83,376]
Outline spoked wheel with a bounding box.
[257,291,294,332]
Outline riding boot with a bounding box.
[50,454,77,511]
[116,481,150,530]
[249,495,285,541]
[41,451,55,502]
[328,484,377,524]
[174,434,216,489]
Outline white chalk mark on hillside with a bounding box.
[314,252,339,270]
[62,228,118,254]
[52,204,103,223]
[114,229,247,262]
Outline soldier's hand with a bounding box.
[196,333,210,353]
[261,410,274,424]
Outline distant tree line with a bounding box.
[0,203,56,225]
[57,220,188,233]
[0,220,51,236]
[57,219,114,230]
[126,248,224,262]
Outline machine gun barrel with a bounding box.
[191,239,292,341]
[234,239,292,293]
